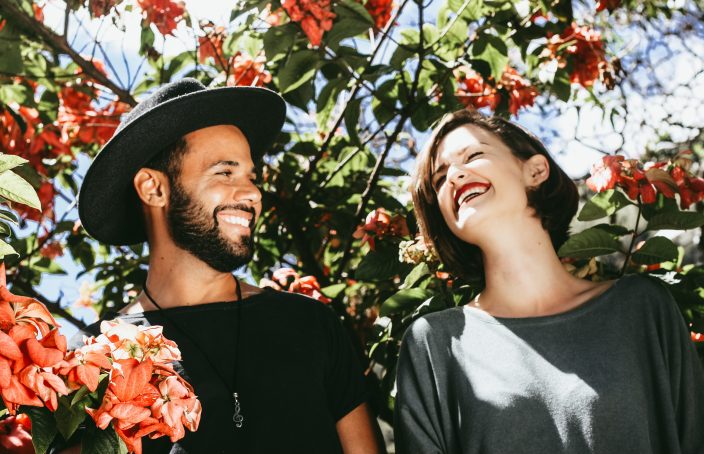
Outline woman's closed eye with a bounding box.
[465,151,483,162]
[433,175,446,191]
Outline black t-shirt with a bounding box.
[71,289,368,453]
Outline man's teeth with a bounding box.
[459,187,488,206]
[220,215,250,227]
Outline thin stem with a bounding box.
[621,198,643,276]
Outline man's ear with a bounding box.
[134,168,169,207]
[524,155,550,188]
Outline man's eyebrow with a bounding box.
[209,160,257,174]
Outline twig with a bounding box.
[0,0,136,106]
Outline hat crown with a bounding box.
[117,78,206,134]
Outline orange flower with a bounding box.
[96,320,181,363]
[226,52,272,87]
[364,0,394,29]
[596,0,620,12]
[198,25,226,65]
[282,0,336,46]
[150,372,201,441]
[58,342,112,392]
[0,414,33,454]
[353,208,409,250]
[290,276,331,304]
[136,0,186,36]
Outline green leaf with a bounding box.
[327,0,374,47]
[263,23,297,62]
[577,189,633,221]
[0,239,18,258]
[380,288,435,316]
[23,406,57,454]
[449,0,484,21]
[0,84,33,105]
[139,26,155,55]
[321,283,347,299]
[400,262,431,289]
[390,45,414,70]
[344,98,362,147]
[632,236,679,265]
[355,242,409,281]
[278,50,320,94]
[82,420,123,454]
[551,69,572,102]
[316,78,346,130]
[0,209,19,225]
[646,210,704,231]
[71,385,92,407]
[0,170,41,210]
[558,227,623,259]
[472,35,509,81]
[0,24,23,74]
[54,395,88,441]
[0,154,28,174]
[591,223,630,237]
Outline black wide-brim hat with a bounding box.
[78,78,286,246]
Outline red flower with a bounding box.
[136,0,186,36]
[282,0,336,47]
[261,269,332,304]
[226,52,272,87]
[499,68,538,116]
[547,24,607,88]
[692,331,703,342]
[671,165,704,209]
[198,25,226,65]
[364,0,394,30]
[89,0,121,17]
[353,208,410,250]
[456,68,500,111]
[586,155,624,192]
[596,0,620,12]
[290,276,331,304]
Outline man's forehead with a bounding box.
[181,124,255,164]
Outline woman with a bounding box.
[394,109,704,454]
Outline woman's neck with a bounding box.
[472,219,599,317]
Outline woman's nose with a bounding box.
[446,164,467,188]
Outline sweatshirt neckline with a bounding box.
[462,276,626,326]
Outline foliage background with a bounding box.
[1,0,704,438]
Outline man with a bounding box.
[75,78,383,453]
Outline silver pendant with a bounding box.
[232,392,244,428]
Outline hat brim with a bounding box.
[78,86,286,246]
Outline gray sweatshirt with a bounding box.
[394,275,704,454]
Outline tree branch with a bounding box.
[11,277,87,330]
[0,0,136,106]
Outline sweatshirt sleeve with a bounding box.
[394,318,447,454]
[662,291,704,453]
[670,302,704,454]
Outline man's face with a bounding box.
[166,124,262,272]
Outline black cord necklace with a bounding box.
[142,277,245,429]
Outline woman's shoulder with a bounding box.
[403,306,466,345]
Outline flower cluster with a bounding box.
[456,67,538,116]
[364,0,394,30]
[398,236,439,265]
[0,264,69,415]
[1,75,126,222]
[82,319,199,454]
[281,0,336,47]
[260,268,332,303]
[586,152,704,208]
[136,0,186,36]
[546,23,608,88]
[353,208,410,250]
[226,52,272,87]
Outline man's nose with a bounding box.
[236,179,262,205]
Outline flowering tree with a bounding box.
[1,0,703,440]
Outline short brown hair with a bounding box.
[411,109,579,283]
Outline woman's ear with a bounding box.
[133,168,169,207]
[524,155,550,188]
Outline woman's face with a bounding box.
[432,124,533,244]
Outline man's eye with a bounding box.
[217,171,232,176]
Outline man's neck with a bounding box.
[136,246,240,310]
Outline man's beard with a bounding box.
[166,179,255,272]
